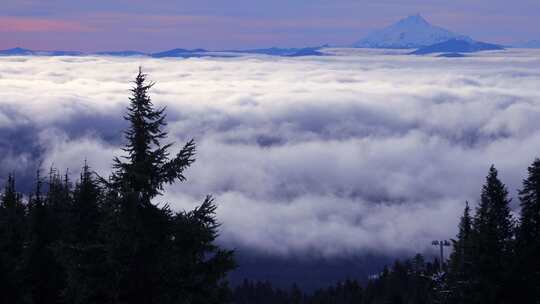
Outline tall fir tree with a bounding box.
[514,158,540,303]
[471,165,514,304]
[0,69,234,303]
[104,68,233,304]
[447,202,474,304]
[0,174,26,303]
[104,68,184,303]
[111,67,195,201]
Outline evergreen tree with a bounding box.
[471,165,514,304]
[447,202,474,304]
[409,254,432,304]
[70,163,102,243]
[1,69,235,303]
[103,189,172,304]
[514,158,540,303]
[104,68,193,303]
[46,168,72,247]
[164,196,236,304]
[111,67,195,201]
[0,174,26,303]
[61,163,108,304]
[104,68,233,304]
[23,170,65,304]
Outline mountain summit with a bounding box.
[353,14,471,49]
[394,14,430,27]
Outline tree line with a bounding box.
[0,69,235,304]
[1,70,539,303]
[232,164,540,304]
[233,254,442,304]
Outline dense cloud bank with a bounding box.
[1,49,539,257]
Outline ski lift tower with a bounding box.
[432,240,451,272]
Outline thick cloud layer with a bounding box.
[1,49,539,258]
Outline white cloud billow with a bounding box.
[1,48,539,257]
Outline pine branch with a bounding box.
[161,139,196,184]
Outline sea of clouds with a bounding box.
[1,48,539,258]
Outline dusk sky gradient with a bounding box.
[2,0,539,52]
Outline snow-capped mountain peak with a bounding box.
[394,14,430,27]
[353,14,471,49]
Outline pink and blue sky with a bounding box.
[2,0,540,51]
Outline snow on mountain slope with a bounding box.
[354,14,471,49]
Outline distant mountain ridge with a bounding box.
[411,39,504,55]
[0,46,328,58]
[354,14,471,49]
[0,47,136,57]
[151,48,212,58]
[94,50,147,56]
[0,47,84,56]
[0,47,34,55]
[227,46,326,57]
